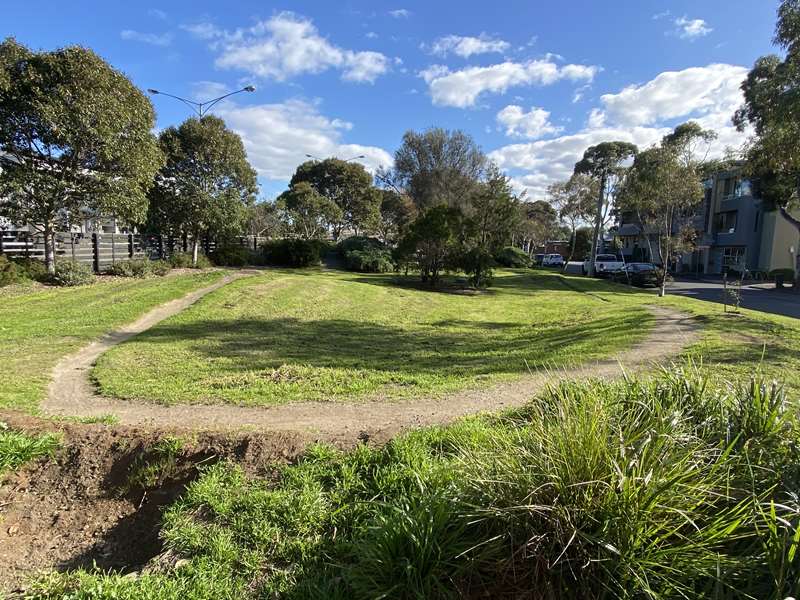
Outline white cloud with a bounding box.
[120,29,173,46]
[597,63,746,127]
[389,9,411,18]
[496,105,562,139]
[187,12,390,83]
[489,63,749,199]
[365,31,379,39]
[208,97,392,184]
[421,59,598,108]
[674,16,712,39]
[430,34,510,58]
[148,8,168,20]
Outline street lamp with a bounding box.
[147,85,256,117]
[305,153,366,163]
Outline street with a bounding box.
[564,262,800,319]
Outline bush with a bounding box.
[150,260,172,276]
[0,255,20,287]
[494,246,531,268]
[262,239,323,267]
[10,257,48,282]
[169,252,212,269]
[209,245,253,267]
[769,268,796,285]
[108,258,152,278]
[49,260,94,286]
[344,248,394,273]
[338,236,384,255]
[461,246,495,287]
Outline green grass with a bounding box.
[0,271,225,412]
[0,424,60,474]
[28,367,800,599]
[92,269,656,406]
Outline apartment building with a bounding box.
[615,166,800,276]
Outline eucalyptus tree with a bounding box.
[290,158,378,239]
[149,116,258,266]
[277,181,342,240]
[0,38,162,272]
[574,141,638,276]
[548,173,597,269]
[734,0,800,279]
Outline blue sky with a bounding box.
[4,1,780,199]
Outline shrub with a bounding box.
[338,236,385,255]
[769,268,795,284]
[150,260,171,276]
[494,246,531,268]
[49,260,94,286]
[169,252,212,269]
[344,248,394,273]
[262,239,323,267]
[210,245,253,267]
[108,258,152,278]
[461,246,495,287]
[0,255,20,287]
[10,257,48,282]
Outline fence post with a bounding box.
[128,234,134,259]
[158,235,165,260]
[111,233,116,265]
[92,233,100,273]
[0,230,4,254]
[253,235,257,251]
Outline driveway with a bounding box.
[667,278,800,319]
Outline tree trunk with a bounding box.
[43,222,56,274]
[192,238,200,267]
[588,174,606,277]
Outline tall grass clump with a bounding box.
[0,424,60,474]
[28,366,799,599]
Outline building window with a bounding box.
[722,247,745,269]
[723,177,736,198]
[714,211,738,234]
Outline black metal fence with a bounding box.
[0,230,267,272]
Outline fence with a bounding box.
[0,230,268,272]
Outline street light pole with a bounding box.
[305,153,366,163]
[147,85,256,117]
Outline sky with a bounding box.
[4,1,782,200]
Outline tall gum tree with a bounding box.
[734,0,800,283]
[574,142,638,277]
[0,38,163,272]
[148,116,258,266]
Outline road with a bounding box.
[564,262,800,319]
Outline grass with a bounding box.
[92,269,656,406]
[0,270,225,412]
[28,367,800,599]
[0,424,60,474]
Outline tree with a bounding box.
[574,141,638,276]
[290,158,378,239]
[617,123,713,295]
[246,201,285,238]
[548,173,597,270]
[277,181,342,240]
[0,38,163,272]
[375,189,417,244]
[467,164,522,254]
[397,205,465,286]
[149,116,257,266]
[516,200,561,254]
[733,0,800,279]
[390,128,487,211]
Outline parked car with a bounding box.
[583,254,625,277]
[542,254,565,267]
[610,262,660,287]
[533,253,545,266]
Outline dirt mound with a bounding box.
[0,414,308,594]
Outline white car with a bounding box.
[542,254,565,267]
[583,254,625,277]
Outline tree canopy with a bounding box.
[277,181,342,241]
[290,158,378,239]
[391,128,487,211]
[148,116,258,265]
[0,37,163,271]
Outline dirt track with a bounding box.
[43,272,702,442]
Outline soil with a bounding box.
[0,415,308,594]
